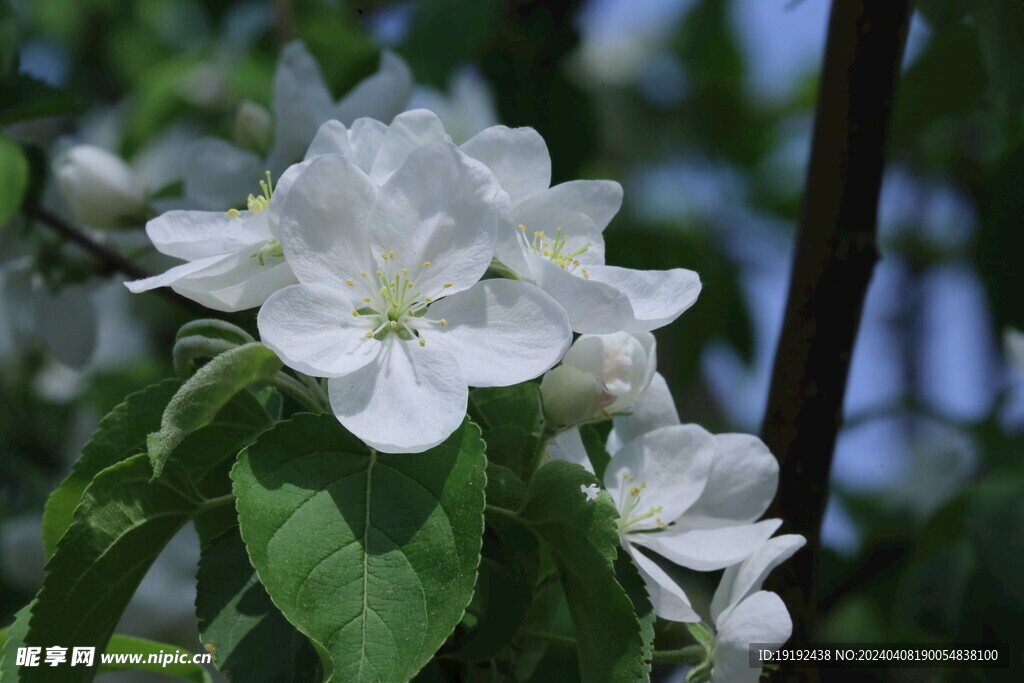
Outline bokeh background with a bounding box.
[2,0,1023,681]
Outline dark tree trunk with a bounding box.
[760,0,913,655]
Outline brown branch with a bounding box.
[760,0,912,651]
[23,204,209,316]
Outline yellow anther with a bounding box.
[226,208,241,219]
[424,297,433,303]
[581,269,590,279]
[419,338,426,347]
[376,270,383,277]
[379,287,388,296]
[518,224,527,231]
[657,518,667,527]
[365,331,374,338]
[389,280,397,288]
[389,320,398,329]
[363,297,371,303]
[406,282,414,289]
[402,268,409,275]
[392,302,399,309]
[443,282,453,288]
[361,271,368,277]
[345,279,354,286]
[422,261,432,267]
[352,310,359,317]
[630,486,641,496]
[439,319,448,327]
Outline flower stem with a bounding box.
[193,493,235,515]
[269,372,328,413]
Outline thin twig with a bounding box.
[23,203,209,315]
[759,0,912,651]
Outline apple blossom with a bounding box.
[541,330,656,426]
[257,142,572,453]
[184,41,412,210]
[709,535,806,683]
[125,169,298,312]
[53,145,149,229]
[459,126,702,333]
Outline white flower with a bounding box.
[459,126,701,333]
[408,65,499,144]
[709,535,805,683]
[184,41,413,210]
[53,145,148,229]
[567,373,783,622]
[542,330,656,426]
[581,483,601,501]
[257,140,572,453]
[125,109,458,311]
[125,169,298,312]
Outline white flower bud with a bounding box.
[234,100,273,155]
[541,364,613,426]
[53,145,147,228]
[561,331,657,416]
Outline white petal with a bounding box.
[335,50,413,126]
[267,41,335,173]
[183,137,264,210]
[561,331,655,414]
[125,253,239,293]
[710,534,806,623]
[144,210,266,261]
[586,265,701,332]
[517,179,623,232]
[527,256,633,334]
[421,279,571,386]
[328,336,468,453]
[367,109,450,184]
[1004,328,1024,373]
[173,258,297,312]
[603,424,715,526]
[623,541,699,622]
[460,125,551,206]
[636,519,781,572]
[277,155,378,286]
[347,117,388,173]
[607,372,680,453]
[684,434,779,527]
[713,592,792,683]
[257,283,381,377]
[303,120,351,160]
[545,428,594,473]
[376,142,499,296]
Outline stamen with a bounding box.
[443,282,453,288]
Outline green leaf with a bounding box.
[579,422,613,481]
[615,549,655,678]
[469,384,546,479]
[196,527,321,682]
[41,378,182,557]
[90,634,214,682]
[2,619,213,683]
[520,461,648,681]
[17,455,201,683]
[485,462,526,510]
[0,602,32,682]
[0,132,28,225]
[233,414,487,682]
[148,342,282,478]
[0,73,86,125]
[173,319,256,378]
[450,513,539,662]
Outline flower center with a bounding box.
[517,224,591,278]
[225,171,282,266]
[614,467,667,533]
[345,251,452,346]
